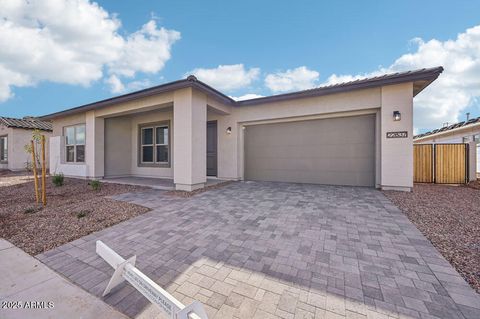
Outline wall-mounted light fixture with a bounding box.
[226,126,232,134]
[393,111,401,121]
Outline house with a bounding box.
[41,67,443,191]
[414,116,480,174]
[0,117,53,171]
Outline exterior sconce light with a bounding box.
[393,111,401,121]
[226,127,232,134]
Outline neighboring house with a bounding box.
[0,117,53,171]
[414,116,480,173]
[41,67,443,191]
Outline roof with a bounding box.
[41,66,443,120]
[0,117,53,131]
[414,116,480,140]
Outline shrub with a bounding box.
[52,173,64,187]
[24,207,39,214]
[89,180,101,191]
[76,210,89,218]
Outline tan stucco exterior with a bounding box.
[48,79,423,191]
[0,124,52,171]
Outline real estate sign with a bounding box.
[96,240,208,319]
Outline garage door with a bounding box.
[244,114,376,186]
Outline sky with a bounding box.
[1,0,480,133]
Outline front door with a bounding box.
[207,121,218,176]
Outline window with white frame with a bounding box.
[64,124,85,163]
[0,136,7,162]
[139,123,169,165]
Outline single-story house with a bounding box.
[414,116,480,173]
[41,67,443,191]
[0,117,53,171]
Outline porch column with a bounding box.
[85,111,105,179]
[380,83,413,191]
[173,88,207,191]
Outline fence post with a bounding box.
[432,144,436,184]
[41,135,47,206]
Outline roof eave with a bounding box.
[40,66,443,120]
[237,67,444,106]
[414,121,480,141]
[40,79,235,120]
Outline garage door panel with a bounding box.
[245,115,375,187]
[249,144,373,160]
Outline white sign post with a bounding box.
[96,240,208,319]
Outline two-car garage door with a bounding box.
[244,114,376,187]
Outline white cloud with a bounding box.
[105,75,125,94]
[0,0,180,101]
[324,25,480,131]
[105,75,152,94]
[186,64,260,91]
[229,93,264,101]
[108,20,180,77]
[265,66,320,93]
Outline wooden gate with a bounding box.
[414,144,434,183]
[414,144,468,184]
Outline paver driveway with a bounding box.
[38,182,480,319]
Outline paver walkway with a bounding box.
[38,182,480,319]
[0,239,127,319]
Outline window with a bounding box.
[474,134,480,144]
[139,123,169,165]
[64,124,85,163]
[0,136,7,162]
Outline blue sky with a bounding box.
[1,0,480,132]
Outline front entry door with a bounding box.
[207,121,218,176]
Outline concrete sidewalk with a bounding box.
[0,239,127,319]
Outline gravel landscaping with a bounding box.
[384,183,480,293]
[0,174,150,255]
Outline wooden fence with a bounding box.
[414,143,468,184]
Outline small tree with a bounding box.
[24,129,42,170]
[24,130,47,206]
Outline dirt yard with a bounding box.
[384,183,480,293]
[0,173,149,255]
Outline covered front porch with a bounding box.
[97,86,234,191]
[49,85,237,191]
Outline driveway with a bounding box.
[38,182,480,319]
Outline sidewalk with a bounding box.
[0,239,128,319]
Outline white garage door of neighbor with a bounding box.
[244,114,376,187]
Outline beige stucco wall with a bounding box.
[52,112,86,136]
[49,82,416,190]
[173,88,207,190]
[380,83,414,190]
[88,109,175,178]
[208,87,383,182]
[0,124,52,171]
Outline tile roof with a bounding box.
[0,116,52,131]
[40,66,443,120]
[414,116,480,139]
[236,67,444,106]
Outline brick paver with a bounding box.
[38,182,480,318]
